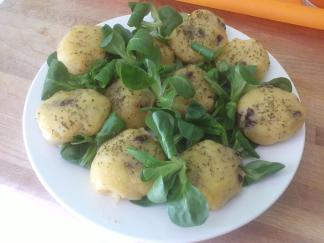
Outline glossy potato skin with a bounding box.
[90,128,165,200]
[105,80,155,128]
[174,65,215,114]
[154,40,175,65]
[218,38,270,80]
[237,86,306,145]
[181,140,243,210]
[57,25,105,75]
[36,89,111,144]
[170,9,228,63]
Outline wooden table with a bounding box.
[1,0,324,242]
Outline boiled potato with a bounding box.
[105,80,155,128]
[170,9,228,63]
[237,86,306,145]
[57,25,105,75]
[36,89,111,144]
[154,40,175,65]
[173,65,215,114]
[218,38,270,80]
[90,128,165,200]
[181,140,243,210]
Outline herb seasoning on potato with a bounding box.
[181,140,243,210]
[170,9,228,63]
[37,89,111,144]
[237,86,306,145]
[57,25,105,75]
[90,128,165,200]
[173,65,215,114]
[105,80,156,128]
[218,38,270,80]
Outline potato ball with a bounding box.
[218,38,270,80]
[105,80,155,128]
[170,9,228,63]
[173,65,215,114]
[36,89,111,144]
[181,140,243,210]
[90,128,165,200]
[57,25,105,75]
[237,86,306,145]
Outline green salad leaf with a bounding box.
[186,102,228,145]
[233,130,259,158]
[61,138,97,168]
[265,77,292,92]
[148,175,173,203]
[191,42,223,61]
[128,147,209,226]
[127,148,165,168]
[166,75,195,99]
[117,60,154,90]
[94,60,116,88]
[60,113,125,168]
[229,64,248,102]
[128,2,152,28]
[47,51,57,66]
[239,64,259,85]
[144,59,162,96]
[42,52,118,100]
[101,28,130,60]
[128,3,182,40]
[102,24,113,37]
[242,160,285,186]
[177,119,204,145]
[42,59,82,100]
[95,112,126,146]
[159,61,183,77]
[167,166,209,227]
[191,43,216,61]
[204,69,229,99]
[147,111,178,159]
[131,197,156,207]
[127,28,160,64]
[158,6,183,37]
[157,89,177,109]
[216,60,229,73]
[113,24,132,44]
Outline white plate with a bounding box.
[23,14,305,243]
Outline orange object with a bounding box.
[277,0,301,3]
[177,0,324,30]
[308,0,324,8]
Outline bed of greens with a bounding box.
[39,2,295,227]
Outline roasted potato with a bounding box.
[218,38,270,80]
[181,140,243,210]
[57,25,105,75]
[105,80,155,128]
[36,89,111,144]
[170,9,228,63]
[154,40,175,65]
[237,86,306,145]
[173,65,215,114]
[90,128,165,200]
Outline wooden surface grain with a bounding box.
[1,0,324,242]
